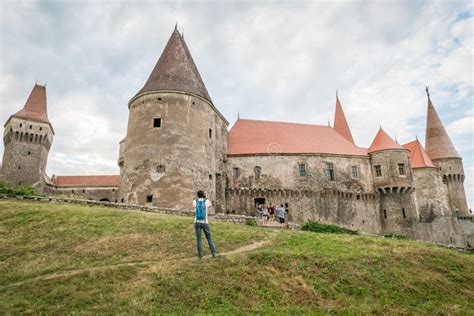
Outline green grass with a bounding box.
[0,200,473,314]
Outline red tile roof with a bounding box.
[13,84,50,125]
[51,175,120,188]
[333,96,355,144]
[425,95,460,160]
[228,119,368,156]
[368,128,404,153]
[134,27,212,104]
[402,139,436,168]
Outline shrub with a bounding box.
[245,218,257,226]
[0,180,36,196]
[380,232,408,240]
[301,220,358,235]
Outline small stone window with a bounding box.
[327,163,335,181]
[375,165,382,177]
[18,181,22,185]
[158,97,162,101]
[153,118,161,128]
[20,123,22,127]
[383,209,387,219]
[82,189,85,193]
[27,151,31,155]
[351,166,359,179]
[121,198,124,203]
[39,127,42,131]
[146,195,153,203]
[232,167,240,178]
[209,174,213,180]
[209,128,212,139]
[254,166,261,179]
[156,165,166,173]
[402,208,406,218]
[18,166,21,169]
[298,163,307,177]
[29,125,32,129]
[398,163,405,176]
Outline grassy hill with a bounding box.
[0,200,473,314]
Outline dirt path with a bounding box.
[1,239,272,290]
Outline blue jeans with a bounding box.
[194,223,216,257]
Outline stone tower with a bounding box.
[424,88,468,215]
[118,27,228,210]
[2,84,54,188]
[368,128,416,234]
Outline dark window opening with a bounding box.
[351,166,359,178]
[254,166,261,179]
[153,118,161,128]
[29,125,32,129]
[357,195,360,200]
[327,163,335,181]
[209,128,212,139]
[192,101,195,105]
[398,163,405,176]
[18,166,20,169]
[158,97,162,101]
[72,190,74,193]
[402,208,406,218]
[209,174,213,180]
[28,151,31,155]
[362,220,365,224]
[39,127,42,131]
[298,163,307,177]
[232,167,240,178]
[82,189,85,193]
[156,165,166,173]
[146,195,153,203]
[383,209,387,219]
[18,181,22,185]
[20,123,22,127]
[121,198,124,203]
[375,165,382,177]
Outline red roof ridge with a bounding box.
[235,118,331,128]
[134,27,212,104]
[368,127,405,153]
[12,84,51,126]
[333,95,355,144]
[402,139,436,169]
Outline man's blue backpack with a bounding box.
[196,199,207,221]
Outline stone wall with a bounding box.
[44,186,120,202]
[118,91,228,211]
[2,117,53,188]
[225,154,382,233]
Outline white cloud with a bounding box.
[0,0,472,206]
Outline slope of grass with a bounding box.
[0,200,473,314]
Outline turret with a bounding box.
[118,26,228,210]
[368,127,416,234]
[2,84,54,188]
[424,87,468,215]
[333,92,355,144]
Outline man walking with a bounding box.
[193,190,217,258]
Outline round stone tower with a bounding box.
[424,88,468,215]
[2,84,54,188]
[368,127,416,234]
[118,27,228,210]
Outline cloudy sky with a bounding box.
[0,0,472,206]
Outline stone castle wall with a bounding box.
[2,117,53,187]
[118,91,228,212]
[43,185,119,202]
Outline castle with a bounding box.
[2,27,473,249]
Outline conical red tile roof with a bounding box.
[134,28,212,104]
[425,96,460,160]
[333,96,355,144]
[228,119,368,156]
[368,127,404,153]
[12,84,50,124]
[402,139,436,168]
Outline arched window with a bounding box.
[254,166,261,179]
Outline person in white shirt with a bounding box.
[193,190,216,258]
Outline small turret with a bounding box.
[2,84,54,188]
[424,88,468,214]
